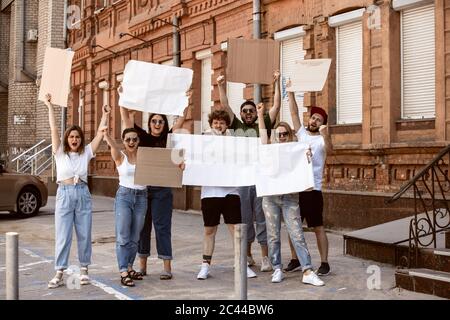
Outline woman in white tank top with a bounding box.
[103,127,148,287]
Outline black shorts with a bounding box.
[298,190,323,228]
[201,195,241,227]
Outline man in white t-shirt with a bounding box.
[286,89,333,276]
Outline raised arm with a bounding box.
[216,75,235,123]
[319,125,333,155]
[287,80,302,133]
[268,70,281,124]
[117,84,135,129]
[44,94,61,153]
[90,105,110,153]
[103,130,124,166]
[257,103,269,145]
[172,89,192,133]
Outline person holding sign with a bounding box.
[103,126,148,287]
[216,71,281,272]
[257,103,324,286]
[45,94,109,289]
[284,85,333,276]
[197,110,257,280]
[118,85,190,280]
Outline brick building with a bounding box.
[67,0,447,230]
[0,0,65,163]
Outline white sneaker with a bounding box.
[247,256,255,266]
[271,268,284,283]
[260,256,273,272]
[302,271,324,286]
[247,266,257,278]
[197,263,210,280]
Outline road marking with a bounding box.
[90,280,133,300]
[21,248,42,259]
[0,260,52,272]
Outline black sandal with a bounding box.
[128,270,144,280]
[120,274,135,287]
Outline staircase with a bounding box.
[344,145,450,299]
[10,139,56,194]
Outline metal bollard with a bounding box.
[234,224,247,300]
[6,232,19,300]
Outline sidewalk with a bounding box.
[0,196,443,300]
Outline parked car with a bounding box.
[0,164,48,218]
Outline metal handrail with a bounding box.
[10,139,47,162]
[387,144,450,204]
[36,157,53,176]
[25,144,52,162]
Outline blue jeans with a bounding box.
[262,193,312,272]
[239,186,267,246]
[138,187,173,260]
[114,186,148,273]
[54,183,92,270]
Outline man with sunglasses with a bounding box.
[215,71,281,273]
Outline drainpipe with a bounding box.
[61,0,68,139]
[21,0,36,80]
[253,0,261,104]
[172,15,180,67]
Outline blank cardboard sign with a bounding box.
[226,38,280,85]
[38,47,75,107]
[134,147,184,188]
[286,59,332,92]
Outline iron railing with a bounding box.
[10,139,54,179]
[387,145,450,268]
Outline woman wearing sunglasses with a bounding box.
[118,85,190,280]
[103,126,148,287]
[257,103,324,286]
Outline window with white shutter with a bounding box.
[336,21,363,124]
[227,82,245,119]
[196,49,213,132]
[280,37,306,128]
[401,4,435,119]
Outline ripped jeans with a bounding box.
[262,193,312,272]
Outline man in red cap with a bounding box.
[286,90,333,276]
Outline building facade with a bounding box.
[0,0,66,163]
[67,0,449,230]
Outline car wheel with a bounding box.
[15,187,40,218]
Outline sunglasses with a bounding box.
[124,137,138,143]
[242,108,256,114]
[278,132,289,138]
[151,119,165,125]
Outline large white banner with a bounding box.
[255,142,314,197]
[119,60,193,116]
[169,133,259,187]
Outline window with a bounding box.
[400,3,435,119]
[275,27,306,128]
[196,49,213,132]
[330,9,364,124]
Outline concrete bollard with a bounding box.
[234,224,247,300]
[6,232,19,300]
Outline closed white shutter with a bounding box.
[280,37,306,128]
[401,4,435,119]
[227,82,245,118]
[337,21,363,124]
[201,57,213,131]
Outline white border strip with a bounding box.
[274,26,306,41]
[410,271,450,283]
[329,8,365,27]
[392,0,434,11]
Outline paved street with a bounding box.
[0,196,443,300]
